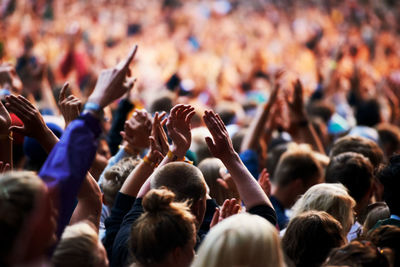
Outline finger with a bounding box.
[4,163,10,172]
[217,178,229,190]
[221,199,229,218]
[120,44,138,70]
[16,95,36,110]
[210,208,220,228]
[205,136,216,155]
[232,204,240,215]
[9,125,26,134]
[59,82,69,102]
[5,99,31,120]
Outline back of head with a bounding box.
[292,183,356,234]
[377,155,400,216]
[198,158,227,206]
[355,99,381,127]
[282,211,345,267]
[377,123,400,159]
[102,157,140,207]
[52,222,107,267]
[274,144,323,188]
[325,152,374,203]
[366,225,400,267]
[0,171,44,266]
[362,202,390,232]
[329,136,383,170]
[130,188,195,265]
[192,213,285,267]
[323,241,391,267]
[151,162,207,203]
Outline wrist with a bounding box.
[220,150,240,165]
[167,150,185,161]
[143,155,158,168]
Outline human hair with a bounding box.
[366,225,400,267]
[274,144,323,188]
[130,188,196,265]
[0,171,44,266]
[362,202,390,232]
[265,143,289,181]
[325,152,374,203]
[329,136,383,170]
[355,99,381,127]
[322,241,391,267]
[191,213,285,267]
[377,123,400,160]
[191,127,212,164]
[52,221,107,267]
[149,94,173,114]
[291,183,356,234]
[376,154,400,216]
[151,162,207,203]
[101,157,140,207]
[198,158,229,206]
[282,211,345,267]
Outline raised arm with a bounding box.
[203,110,273,210]
[0,101,12,169]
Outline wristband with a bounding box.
[167,150,185,161]
[143,155,157,168]
[83,102,104,118]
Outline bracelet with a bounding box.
[143,155,157,168]
[167,150,185,161]
[83,102,104,119]
[123,145,135,156]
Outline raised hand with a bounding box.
[166,104,195,159]
[203,110,235,162]
[217,168,240,200]
[88,45,138,108]
[210,198,241,228]
[58,82,82,126]
[258,168,272,197]
[146,112,169,164]
[5,95,48,139]
[121,109,152,153]
[287,78,307,123]
[0,161,11,173]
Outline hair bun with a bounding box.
[142,188,175,213]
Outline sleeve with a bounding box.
[198,199,218,241]
[103,192,136,261]
[248,204,277,226]
[39,112,102,239]
[111,198,144,267]
[239,149,259,180]
[107,99,134,155]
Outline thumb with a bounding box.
[217,178,229,190]
[205,136,216,154]
[210,208,220,228]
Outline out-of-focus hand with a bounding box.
[210,198,240,228]
[287,78,307,123]
[203,110,236,162]
[88,45,138,108]
[0,101,11,135]
[0,64,22,93]
[258,168,272,197]
[121,109,152,152]
[146,112,169,164]
[166,104,195,159]
[0,161,10,173]
[5,95,48,139]
[58,82,82,126]
[217,168,240,200]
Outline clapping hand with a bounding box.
[59,82,82,126]
[210,198,241,227]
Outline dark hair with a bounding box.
[377,154,400,216]
[323,241,391,267]
[355,99,381,127]
[330,136,384,170]
[377,123,400,159]
[366,225,400,267]
[130,189,195,265]
[325,152,373,202]
[282,211,345,267]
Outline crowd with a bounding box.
[1,0,400,266]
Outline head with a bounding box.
[150,162,207,227]
[377,155,400,217]
[198,158,229,206]
[282,211,346,267]
[325,152,374,214]
[101,157,140,208]
[52,221,108,267]
[323,241,391,267]
[366,225,400,267]
[130,189,196,267]
[355,99,381,127]
[377,123,400,161]
[192,213,285,267]
[362,202,390,232]
[274,144,323,208]
[0,171,56,266]
[329,136,384,170]
[292,183,356,234]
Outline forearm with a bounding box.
[290,122,325,154]
[221,152,272,209]
[241,105,270,152]
[120,159,155,197]
[37,127,60,154]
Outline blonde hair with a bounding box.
[291,183,356,233]
[52,221,107,267]
[192,213,285,267]
[0,171,44,265]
